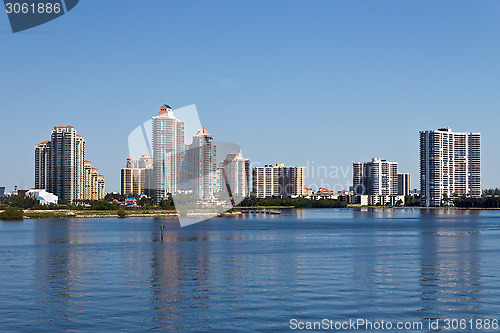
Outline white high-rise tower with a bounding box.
[419,128,481,207]
[353,158,398,195]
[152,104,186,202]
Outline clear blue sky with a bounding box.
[1,0,500,192]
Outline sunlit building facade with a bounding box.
[35,126,104,203]
[252,164,305,198]
[353,158,398,195]
[121,154,154,196]
[152,104,185,203]
[35,140,51,191]
[420,128,480,207]
[218,152,250,198]
[184,128,217,198]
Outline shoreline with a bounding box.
[20,210,178,219]
[0,209,247,220]
[1,206,500,220]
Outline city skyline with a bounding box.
[23,113,486,200]
[28,121,485,206]
[2,1,500,192]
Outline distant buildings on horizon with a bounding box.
[122,105,252,202]
[26,107,482,208]
[349,127,481,207]
[121,105,306,202]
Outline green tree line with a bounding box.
[238,197,347,208]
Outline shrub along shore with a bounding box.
[4,193,500,220]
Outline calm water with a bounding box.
[1,209,500,332]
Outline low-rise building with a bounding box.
[304,188,313,197]
[124,198,138,207]
[368,195,405,206]
[307,189,352,200]
[26,189,58,205]
[338,195,369,206]
[337,194,404,206]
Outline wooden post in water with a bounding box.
[160,225,165,241]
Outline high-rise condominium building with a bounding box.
[252,164,305,198]
[420,128,480,207]
[84,161,106,201]
[35,126,104,203]
[49,126,85,203]
[218,152,250,198]
[152,104,185,202]
[121,154,154,196]
[353,158,398,195]
[398,173,410,196]
[184,128,217,198]
[35,140,51,191]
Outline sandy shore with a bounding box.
[0,209,244,219]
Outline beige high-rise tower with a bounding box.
[252,164,305,198]
[48,126,85,203]
[121,154,154,196]
[35,126,105,203]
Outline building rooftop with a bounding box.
[158,104,175,117]
[196,127,210,136]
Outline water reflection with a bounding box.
[148,216,303,330]
[150,220,214,329]
[33,221,85,328]
[352,207,400,219]
[1,211,496,331]
[418,215,482,319]
[419,208,481,218]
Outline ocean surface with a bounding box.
[1,209,500,332]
